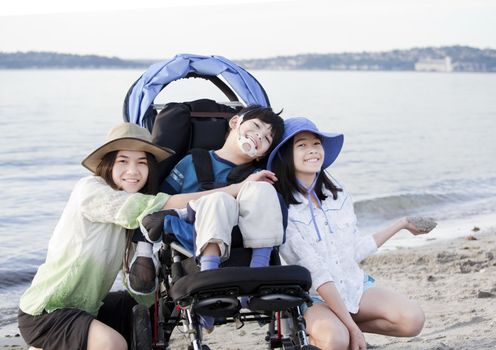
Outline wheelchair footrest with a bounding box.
[170,265,311,302]
[169,265,312,314]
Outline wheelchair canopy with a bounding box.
[123,53,270,127]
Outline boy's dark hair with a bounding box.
[95,151,159,195]
[272,135,342,206]
[232,105,284,153]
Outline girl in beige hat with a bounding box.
[17,122,175,350]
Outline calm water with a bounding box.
[1,69,495,329]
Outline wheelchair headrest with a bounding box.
[150,99,239,181]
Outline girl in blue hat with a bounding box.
[267,117,437,350]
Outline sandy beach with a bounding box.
[2,227,495,349]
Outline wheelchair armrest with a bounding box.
[170,241,194,258]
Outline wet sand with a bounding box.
[2,227,495,349]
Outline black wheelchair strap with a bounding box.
[190,148,257,190]
[190,148,216,191]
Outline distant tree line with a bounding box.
[0,51,149,69]
[1,46,495,71]
[237,46,496,72]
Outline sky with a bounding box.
[1,0,495,60]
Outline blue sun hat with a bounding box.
[266,117,344,171]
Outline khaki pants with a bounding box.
[188,181,284,260]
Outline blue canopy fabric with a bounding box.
[126,54,270,126]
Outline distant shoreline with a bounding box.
[1,45,495,72]
[1,68,495,74]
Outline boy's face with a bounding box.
[232,116,274,157]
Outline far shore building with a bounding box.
[415,56,453,72]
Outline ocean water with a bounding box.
[1,69,495,329]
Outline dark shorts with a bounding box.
[18,291,138,350]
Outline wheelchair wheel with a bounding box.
[281,338,296,349]
[131,304,153,350]
[281,339,320,350]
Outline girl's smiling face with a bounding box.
[293,131,324,180]
[112,150,149,193]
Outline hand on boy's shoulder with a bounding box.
[226,170,278,197]
[245,170,278,184]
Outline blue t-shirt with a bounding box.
[158,151,237,253]
[160,150,237,194]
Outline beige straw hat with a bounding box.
[82,122,174,173]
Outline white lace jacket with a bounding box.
[20,176,169,316]
[279,179,377,313]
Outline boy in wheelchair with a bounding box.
[126,103,316,349]
[128,105,285,301]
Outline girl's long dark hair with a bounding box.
[95,150,160,272]
[272,135,342,206]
